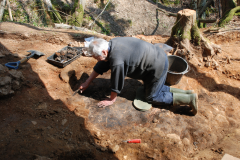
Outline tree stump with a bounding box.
[169,9,221,58]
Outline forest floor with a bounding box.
[0,21,240,160]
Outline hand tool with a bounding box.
[5,50,45,69]
[72,88,82,96]
[122,139,141,143]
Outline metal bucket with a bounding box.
[165,55,189,86]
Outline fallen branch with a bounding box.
[198,19,217,23]
[157,8,216,23]
[6,0,12,21]
[198,0,214,18]
[207,27,240,33]
[88,0,111,29]
[53,23,72,29]
[218,6,240,27]
[156,8,177,17]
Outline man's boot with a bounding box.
[173,93,198,115]
[170,87,194,94]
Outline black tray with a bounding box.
[47,46,83,68]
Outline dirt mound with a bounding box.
[0,22,240,160]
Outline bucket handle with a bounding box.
[181,62,191,75]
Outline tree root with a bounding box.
[218,6,240,27]
[172,34,221,60]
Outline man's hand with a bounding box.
[98,98,115,108]
[79,81,89,93]
[79,70,99,93]
[98,91,118,108]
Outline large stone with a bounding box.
[0,64,8,73]
[167,134,181,142]
[215,114,229,127]
[182,138,190,146]
[59,64,75,83]
[12,80,21,90]
[109,144,119,153]
[9,70,25,80]
[0,76,12,86]
[221,154,240,160]
[0,86,14,96]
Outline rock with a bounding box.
[31,121,37,125]
[12,80,21,90]
[59,64,75,83]
[9,70,25,80]
[0,76,11,86]
[205,62,211,67]
[68,42,73,47]
[0,87,14,96]
[226,56,231,64]
[235,129,240,136]
[212,60,219,67]
[100,147,107,152]
[62,119,67,125]
[152,118,159,123]
[74,106,89,118]
[177,49,185,56]
[182,138,190,146]
[36,102,48,110]
[0,52,5,58]
[0,64,8,73]
[12,53,19,57]
[221,154,240,160]
[59,37,63,42]
[34,155,52,160]
[109,144,119,153]
[166,134,181,142]
[215,114,229,127]
[94,131,102,140]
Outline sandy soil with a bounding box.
[0,22,240,160]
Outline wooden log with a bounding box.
[156,8,177,17]
[6,0,12,21]
[198,19,217,23]
[53,23,72,29]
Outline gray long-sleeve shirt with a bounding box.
[93,37,166,94]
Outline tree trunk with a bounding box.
[171,9,198,44]
[197,0,206,28]
[170,9,221,58]
[218,6,240,27]
[221,0,236,15]
[0,0,6,21]
[70,0,85,27]
[238,0,240,6]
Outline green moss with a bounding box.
[50,5,63,23]
[191,23,201,45]
[182,30,191,40]
[219,6,240,27]
[161,0,175,5]
[128,19,133,26]
[69,0,84,26]
[234,12,240,16]
[197,20,206,28]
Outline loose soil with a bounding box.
[0,22,240,160]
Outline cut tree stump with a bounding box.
[169,9,221,58]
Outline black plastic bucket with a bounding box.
[165,55,189,86]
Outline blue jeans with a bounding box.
[145,55,173,105]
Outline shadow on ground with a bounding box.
[186,63,240,101]
[0,42,118,160]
